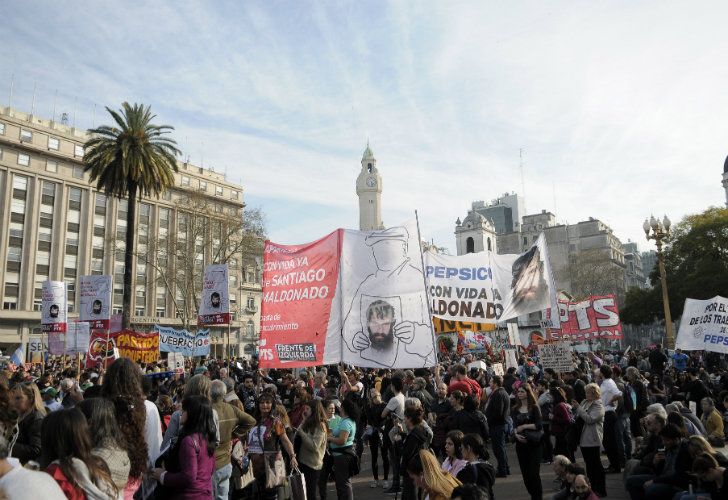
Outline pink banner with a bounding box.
[259,230,341,368]
[549,294,623,341]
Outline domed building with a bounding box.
[454,210,497,254]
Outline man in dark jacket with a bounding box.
[484,375,510,477]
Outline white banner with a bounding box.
[66,322,91,354]
[198,264,231,325]
[79,275,112,329]
[538,342,574,373]
[424,234,559,327]
[675,296,728,353]
[335,221,436,369]
[41,281,67,333]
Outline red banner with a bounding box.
[259,230,341,368]
[86,330,159,366]
[549,294,623,341]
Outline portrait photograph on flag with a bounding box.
[198,264,231,325]
[41,281,67,333]
[79,275,112,329]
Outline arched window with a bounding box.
[523,236,528,246]
[487,238,491,251]
[367,163,373,173]
[466,237,475,254]
[246,320,254,338]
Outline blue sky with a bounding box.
[2,1,727,252]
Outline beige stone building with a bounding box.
[0,106,262,357]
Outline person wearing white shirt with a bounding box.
[597,365,623,473]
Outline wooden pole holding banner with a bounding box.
[414,210,439,365]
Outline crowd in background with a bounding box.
[0,345,726,500]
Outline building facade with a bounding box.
[0,106,262,356]
[623,241,647,290]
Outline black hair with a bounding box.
[181,395,217,455]
[340,397,361,422]
[462,433,488,460]
[451,484,490,500]
[390,376,403,393]
[599,365,613,379]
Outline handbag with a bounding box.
[231,440,255,490]
[289,466,307,500]
[264,452,287,489]
[523,429,544,443]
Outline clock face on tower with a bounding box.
[366,177,377,188]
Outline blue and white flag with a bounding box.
[10,345,25,365]
[156,326,211,357]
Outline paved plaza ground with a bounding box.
[320,442,631,500]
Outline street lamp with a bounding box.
[643,214,674,348]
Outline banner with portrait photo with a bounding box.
[41,281,67,333]
[79,275,112,329]
[260,221,437,369]
[493,234,559,325]
[675,296,728,353]
[198,264,231,325]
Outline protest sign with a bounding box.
[198,264,231,325]
[28,337,46,363]
[492,363,504,376]
[504,348,519,370]
[86,330,159,366]
[549,295,623,341]
[48,332,66,356]
[41,281,67,333]
[675,296,728,353]
[168,352,185,374]
[66,322,91,354]
[425,234,559,328]
[260,221,437,369]
[79,275,112,329]
[157,326,210,357]
[538,342,573,373]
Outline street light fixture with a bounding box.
[643,214,674,348]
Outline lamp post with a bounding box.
[643,215,674,349]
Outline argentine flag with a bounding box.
[10,345,24,365]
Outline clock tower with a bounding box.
[356,142,383,231]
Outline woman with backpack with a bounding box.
[550,387,574,461]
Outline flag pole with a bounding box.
[414,210,439,364]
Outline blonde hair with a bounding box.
[688,435,718,456]
[419,449,461,498]
[585,383,601,398]
[12,383,46,416]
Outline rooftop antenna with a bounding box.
[30,81,37,115]
[8,74,14,109]
[51,90,58,122]
[520,148,527,213]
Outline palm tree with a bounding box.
[84,102,180,329]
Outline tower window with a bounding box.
[367,163,372,173]
[466,237,475,254]
[487,238,492,251]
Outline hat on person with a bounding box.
[364,227,409,246]
[42,387,59,398]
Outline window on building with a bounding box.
[17,153,30,166]
[162,190,171,201]
[74,145,84,157]
[46,160,58,173]
[95,194,107,215]
[72,165,84,179]
[156,308,165,318]
[247,296,255,310]
[246,320,254,337]
[181,175,190,186]
[0,123,5,135]
[466,237,474,254]
[48,137,60,150]
[215,185,223,196]
[487,238,492,251]
[135,307,145,317]
[231,190,239,200]
[199,180,207,191]
[20,129,32,142]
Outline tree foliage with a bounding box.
[621,207,728,324]
[557,249,626,303]
[84,103,180,329]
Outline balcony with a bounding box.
[245,305,258,314]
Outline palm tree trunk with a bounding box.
[122,183,137,330]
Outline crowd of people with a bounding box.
[0,345,726,500]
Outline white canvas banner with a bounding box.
[424,252,502,322]
[334,221,437,369]
[424,234,559,328]
[675,296,728,353]
[66,322,91,354]
[41,281,67,333]
[198,264,231,325]
[79,275,112,329]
